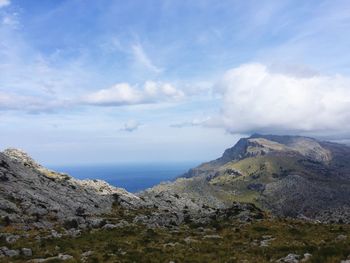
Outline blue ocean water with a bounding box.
[49,162,199,193]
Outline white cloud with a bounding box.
[83,83,141,106]
[121,120,140,132]
[0,11,98,113]
[214,63,350,134]
[0,0,10,8]
[170,117,210,128]
[131,43,162,73]
[99,37,124,53]
[0,92,69,113]
[83,81,184,106]
[2,13,19,27]
[0,80,185,113]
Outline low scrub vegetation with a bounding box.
[1,218,350,262]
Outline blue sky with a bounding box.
[1,0,350,165]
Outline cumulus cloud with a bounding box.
[121,120,140,132]
[0,80,184,113]
[0,0,10,8]
[83,81,184,106]
[214,63,350,134]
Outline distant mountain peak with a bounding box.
[219,134,332,165]
[174,134,350,222]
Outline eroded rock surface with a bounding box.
[0,149,143,228]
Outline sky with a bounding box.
[0,0,350,165]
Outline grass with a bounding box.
[208,155,318,206]
[1,217,350,263]
[223,155,304,180]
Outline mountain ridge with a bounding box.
[181,134,334,179]
[1,135,350,262]
[151,134,350,223]
[2,134,350,226]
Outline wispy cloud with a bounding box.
[1,12,19,28]
[170,117,211,128]
[0,0,10,8]
[121,120,140,132]
[0,8,100,113]
[0,92,71,113]
[257,0,350,74]
[131,43,163,73]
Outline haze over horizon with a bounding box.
[1,0,350,165]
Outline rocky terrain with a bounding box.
[0,148,144,228]
[145,134,350,223]
[1,134,350,262]
[0,148,262,231]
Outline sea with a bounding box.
[49,161,199,193]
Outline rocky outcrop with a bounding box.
[138,172,265,226]
[0,149,143,228]
[260,174,350,223]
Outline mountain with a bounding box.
[144,134,350,223]
[3,135,350,225]
[0,148,262,229]
[1,136,350,262]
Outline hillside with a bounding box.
[144,134,350,223]
[1,136,350,262]
[0,148,144,228]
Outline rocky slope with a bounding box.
[0,148,143,228]
[1,137,350,262]
[0,148,262,231]
[2,134,349,228]
[144,134,350,223]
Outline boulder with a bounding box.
[0,246,20,257]
[21,248,33,257]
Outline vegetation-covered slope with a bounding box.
[159,134,350,222]
[1,215,350,262]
